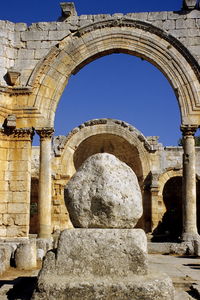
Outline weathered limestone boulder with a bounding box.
[32,229,174,300]
[65,153,143,228]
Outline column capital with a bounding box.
[36,127,54,140]
[180,125,198,137]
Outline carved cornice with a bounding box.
[180,124,199,137]
[61,118,152,152]
[0,85,32,95]
[0,127,34,140]
[74,18,200,81]
[13,128,34,139]
[36,127,54,140]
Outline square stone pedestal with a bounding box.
[32,229,174,300]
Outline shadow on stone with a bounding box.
[3,277,37,300]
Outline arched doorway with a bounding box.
[153,176,182,242]
[153,175,200,241]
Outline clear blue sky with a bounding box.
[1,0,190,146]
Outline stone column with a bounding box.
[181,125,198,241]
[36,128,54,238]
[149,173,160,233]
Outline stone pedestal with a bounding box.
[15,239,37,270]
[32,229,174,300]
[36,128,54,238]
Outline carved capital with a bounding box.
[13,128,34,140]
[180,125,198,137]
[36,127,54,140]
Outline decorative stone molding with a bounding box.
[13,128,34,140]
[0,85,32,95]
[36,128,54,140]
[1,126,34,139]
[60,119,152,153]
[60,2,77,20]
[53,136,67,157]
[74,18,200,81]
[180,125,198,137]
[150,173,160,189]
[4,115,16,129]
[7,69,21,86]
[182,0,197,10]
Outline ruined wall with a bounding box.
[0,3,199,238]
[30,124,200,235]
[0,9,199,88]
[0,129,32,237]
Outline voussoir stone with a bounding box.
[64,153,143,228]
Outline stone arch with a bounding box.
[26,19,200,128]
[152,170,183,241]
[152,168,182,242]
[158,169,183,198]
[52,119,152,232]
[55,119,151,188]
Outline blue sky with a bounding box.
[1,0,189,146]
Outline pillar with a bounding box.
[181,125,199,241]
[150,173,160,233]
[36,128,54,238]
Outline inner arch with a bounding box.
[73,133,143,182]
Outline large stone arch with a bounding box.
[24,18,200,128]
[55,119,151,186]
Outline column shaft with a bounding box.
[37,128,54,238]
[181,125,198,241]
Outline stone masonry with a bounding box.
[0,2,199,240]
[0,5,199,88]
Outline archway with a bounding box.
[153,175,200,241]
[52,119,152,231]
[152,176,182,242]
[25,19,200,129]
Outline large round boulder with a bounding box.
[64,153,143,228]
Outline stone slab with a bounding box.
[56,229,148,277]
[32,272,174,300]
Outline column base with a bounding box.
[181,233,200,256]
[38,225,52,239]
[181,232,200,242]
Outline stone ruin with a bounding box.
[32,153,174,300]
